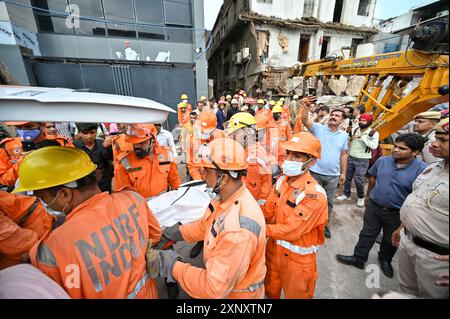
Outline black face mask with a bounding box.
[359,122,372,129]
[134,148,150,159]
[273,113,281,121]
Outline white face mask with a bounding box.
[39,190,67,216]
[281,159,312,177]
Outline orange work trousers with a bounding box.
[264,239,318,299]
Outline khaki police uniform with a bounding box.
[398,160,449,298]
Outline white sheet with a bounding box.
[147,181,211,227]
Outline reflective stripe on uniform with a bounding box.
[121,157,132,170]
[232,280,264,293]
[275,175,285,194]
[18,199,39,226]
[315,184,327,197]
[239,216,261,238]
[295,191,306,206]
[36,243,57,266]
[275,240,320,255]
[128,273,149,299]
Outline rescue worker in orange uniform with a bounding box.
[255,99,268,118]
[0,191,56,270]
[0,122,73,188]
[114,124,180,199]
[267,105,293,167]
[225,112,273,205]
[185,111,226,180]
[177,94,193,126]
[279,98,292,124]
[263,132,328,299]
[147,138,267,299]
[13,146,162,298]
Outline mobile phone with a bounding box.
[308,88,316,96]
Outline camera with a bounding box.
[308,87,316,96]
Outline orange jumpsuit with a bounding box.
[114,143,180,199]
[173,185,267,299]
[29,189,162,299]
[0,191,53,269]
[255,108,269,118]
[0,138,23,187]
[243,143,273,203]
[0,135,73,187]
[44,134,75,148]
[267,119,293,167]
[293,105,305,134]
[177,103,193,126]
[111,134,133,162]
[282,106,291,123]
[263,172,328,299]
[186,130,226,180]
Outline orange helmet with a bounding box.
[125,123,157,144]
[283,132,322,159]
[198,137,247,172]
[255,114,268,130]
[5,122,30,126]
[195,111,217,135]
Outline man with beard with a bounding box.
[114,123,180,198]
[337,114,379,207]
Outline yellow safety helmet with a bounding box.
[181,94,188,100]
[257,99,265,104]
[178,102,188,109]
[272,105,283,113]
[280,97,285,102]
[200,96,207,102]
[226,95,232,100]
[225,112,257,135]
[13,146,97,193]
[269,100,276,106]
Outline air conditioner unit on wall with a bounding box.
[233,52,242,65]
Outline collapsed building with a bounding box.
[207,0,378,98]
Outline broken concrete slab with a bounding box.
[328,75,348,96]
[345,75,366,97]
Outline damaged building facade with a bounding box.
[207,0,378,97]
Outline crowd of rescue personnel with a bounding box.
[0,89,448,299]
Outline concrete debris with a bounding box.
[317,95,356,108]
[240,13,378,36]
[286,76,304,95]
[277,31,289,53]
[345,76,366,97]
[317,79,324,96]
[328,75,348,96]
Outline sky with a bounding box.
[203,0,441,30]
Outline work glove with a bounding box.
[145,242,183,283]
[163,223,184,242]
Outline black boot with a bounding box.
[378,255,394,278]
[324,226,331,239]
[166,281,179,299]
[190,241,203,258]
[336,254,364,269]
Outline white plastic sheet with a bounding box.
[147,181,211,227]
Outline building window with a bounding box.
[32,0,193,42]
[303,0,315,17]
[164,0,192,26]
[357,0,371,17]
[257,30,269,64]
[135,0,164,24]
[69,0,107,36]
[103,0,136,37]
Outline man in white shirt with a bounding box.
[155,123,178,158]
